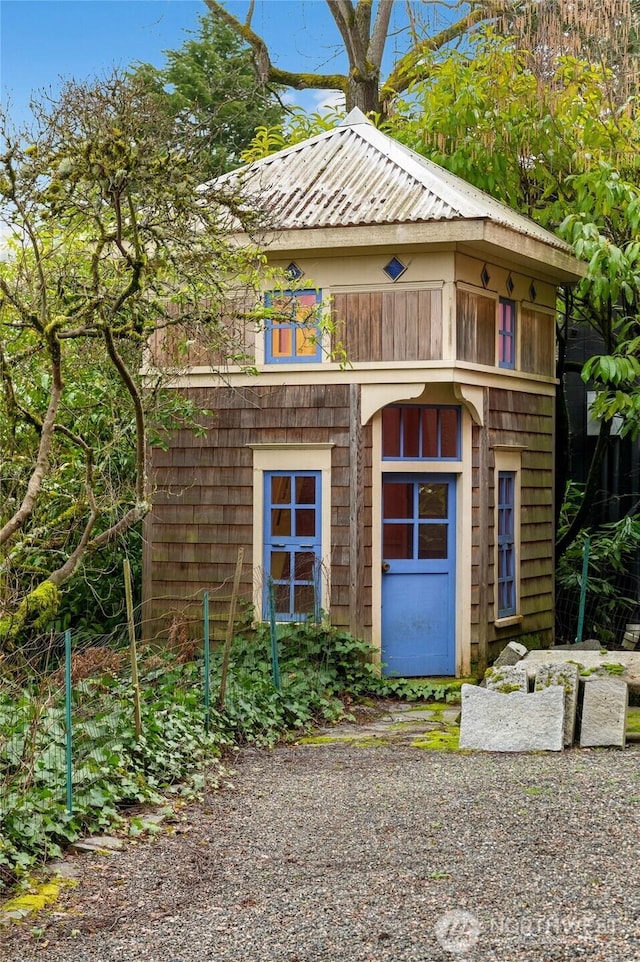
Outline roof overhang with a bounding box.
[246,219,586,285]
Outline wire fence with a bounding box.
[0,554,361,892]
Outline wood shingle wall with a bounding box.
[144,383,373,641]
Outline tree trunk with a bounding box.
[347,74,382,114]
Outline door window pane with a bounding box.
[419,483,447,519]
[383,523,414,559]
[418,524,448,559]
[383,482,413,519]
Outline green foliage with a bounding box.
[240,107,346,163]
[0,656,228,892]
[0,617,466,892]
[556,491,640,641]
[0,582,60,646]
[131,10,285,177]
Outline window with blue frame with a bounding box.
[264,471,321,621]
[497,470,517,617]
[265,289,322,363]
[498,298,516,369]
[382,405,461,460]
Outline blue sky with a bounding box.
[0,0,414,125]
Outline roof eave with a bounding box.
[248,220,585,284]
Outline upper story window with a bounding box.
[382,405,461,460]
[498,297,516,369]
[265,289,322,363]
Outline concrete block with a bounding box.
[579,678,628,748]
[484,664,529,693]
[459,684,565,752]
[535,662,579,747]
[493,641,529,668]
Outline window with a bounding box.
[498,298,516,369]
[496,471,517,617]
[264,471,321,621]
[382,405,461,460]
[265,289,322,363]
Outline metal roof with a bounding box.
[220,107,571,253]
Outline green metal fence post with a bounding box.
[575,535,591,644]
[268,578,281,690]
[64,629,73,815]
[203,591,210,732]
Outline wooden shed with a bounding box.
[143,108,585,677]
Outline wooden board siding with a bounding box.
[520,307,555,376]
[456,289,496,366]
[332,290,442,363]
[468,387,555,671]
[145,383,372,642]
[148,299,257,370]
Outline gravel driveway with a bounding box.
[2,718,640,962]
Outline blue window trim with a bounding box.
[263,470,322,622]
[498,297,516,369]
[264,289,322,364]
[381,405,461,461]
[497,470,517,617]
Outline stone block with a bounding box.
[484,664,529,693]
[535,662,579,747]
[493,641,529,668]
[459,684,565,752]
[579,678,628,748]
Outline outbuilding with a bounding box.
[143,108,585,677]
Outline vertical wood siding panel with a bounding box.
[404,290,419,361]
[456,290,476,362]
[430,289,443,358]
[381,291,395,360]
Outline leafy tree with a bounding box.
[131,9,286,178]
[0,73,266,647]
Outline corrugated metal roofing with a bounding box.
[220,108,570,252]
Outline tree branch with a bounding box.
[381,5,491,101]
[0,339,63,547]
[204,0,348,93]
[101,324,147,503]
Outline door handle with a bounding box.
[382,561,391,573]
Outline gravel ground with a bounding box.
[2,734,640,962]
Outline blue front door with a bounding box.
[381,474,456,676]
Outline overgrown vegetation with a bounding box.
[0,622,458,896]
[556,491,640,643]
